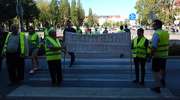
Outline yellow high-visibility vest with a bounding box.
[153,29,169,58]
[45,36,61,61]
[132,36,147,58]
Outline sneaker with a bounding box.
[68,65,72,67]
[151,87,161,93]
[132,80,139,83]
[29,69,35,75]
[33,67,39,71]
[139,81,145,86]
[161,79,166,87]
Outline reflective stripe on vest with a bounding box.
[1,33,11,55]
[132,37,147,58]
[45,36,61,61]
[2,32,25,56]
[118,30,125,33]
[154,29,169,58]
[30,33,38,44]
[20,32,25,55]
[29,33,39,47]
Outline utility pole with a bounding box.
[16,0,24,32]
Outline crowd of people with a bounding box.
[0,19,169,93]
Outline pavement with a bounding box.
[0,57,180,100]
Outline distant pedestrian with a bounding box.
[103,27,108,34]
[132,28,149,85]
[124,25,131,33]
[118,25,125,32]
[150,19,169,93]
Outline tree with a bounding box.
[86,8,98,27]
[49,0,61,27]
[59,0,70,27]
[0,0,16,23]
[0,0,39,30]
[36,0,51,25]
[21,0,40,30]
[77,0,85,26]
[0,0,17,28]
[70,0,78,26]
[135,0,176,25]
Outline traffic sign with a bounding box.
[129,13,136,20]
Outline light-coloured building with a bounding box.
[85,16,128,26]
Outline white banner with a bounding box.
[65,32,131,58]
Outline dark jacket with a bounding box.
[0,32,8,55]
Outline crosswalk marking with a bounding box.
[7,58,176,99]
[8,86,175,99]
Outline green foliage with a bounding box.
[77,0,85,26]
[135,0,176,25]
[21,0,40,29]
[0,0,16,23]
[59,0,71,27]
[0,0,39,30]
[37,0,51,24]
[71,0,78,26]
[86,8,98,27]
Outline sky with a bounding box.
[45,0,137,17]
[80,0,137,17]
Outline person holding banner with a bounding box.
[2,25,26,86]
[118,25,125,33]
[124,25,131,33]
[150,19,169,93]
[132,28,149,86]
[0,26,7,72]
[45,29,63,86]
[63,20,76,67]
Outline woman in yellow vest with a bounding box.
[28,27,40,74]
[2,25,26,86]
[132,28,149,85]
[150,19,169,93]
[45,29,62,86]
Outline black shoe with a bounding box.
[8,82,21,87]
[151,87,161,93]
[132,80,139,83]
[52,83,60,87]
[68,64,72,67]
[161,79,166,87]
[139,81,145,86]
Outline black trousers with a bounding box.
[48,60,62,84]
[68,52,75,67]
[152,58,166,72]
[0,57,2,71]
[134,57,146,82]
[6,53,24,83]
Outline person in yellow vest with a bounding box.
[2,25,26,86]
[28,27,40,74]
[150,19,169,93]
[118,25,125,33]
[132,28,149,85]
[45,29,63,86]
